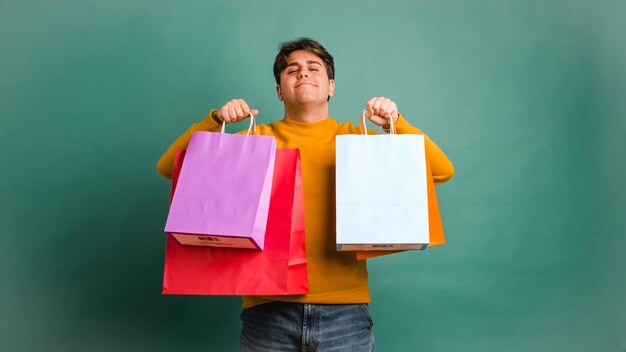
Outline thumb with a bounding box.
[250,109,259,117]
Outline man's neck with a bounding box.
[283,103,328,123]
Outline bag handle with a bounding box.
[220,112,257,135]
[360,110,396,135]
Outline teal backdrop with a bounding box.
[1,1,624,351]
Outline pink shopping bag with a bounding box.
[164,120,276,250]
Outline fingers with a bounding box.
[215,99,259,123]
[365,97,399,126]
[366,97,397,119]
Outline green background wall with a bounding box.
[1,1,624,351]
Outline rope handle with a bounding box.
[219,112,257,135]
[360,110,396,135]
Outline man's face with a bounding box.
[276,50,335,106]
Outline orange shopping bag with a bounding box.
[356,160,445,260]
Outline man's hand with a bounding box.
[364,97,399,126]
[211,99,259,123]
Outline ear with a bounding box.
[328,79,335,97]
[276,84,283,101]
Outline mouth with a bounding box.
[296,82,317,88]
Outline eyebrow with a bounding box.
[286,60,323,68]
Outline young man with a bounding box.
[157,38,454,351]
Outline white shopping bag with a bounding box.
[335,113,429,251]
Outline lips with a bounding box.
[296,82,317,88]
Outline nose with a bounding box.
[298,70,309,79]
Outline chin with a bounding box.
[295,96,325,104]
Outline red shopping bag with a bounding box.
[356,160,445,260]
[163,148,308,295]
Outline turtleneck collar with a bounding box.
[278,116,337,131]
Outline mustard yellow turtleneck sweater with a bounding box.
[157,111,454,308]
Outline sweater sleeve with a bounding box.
[156,110,222,179]
[387,114,455,185]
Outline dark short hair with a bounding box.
[273,38,335,84]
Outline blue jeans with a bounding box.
[240,301,374,352]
